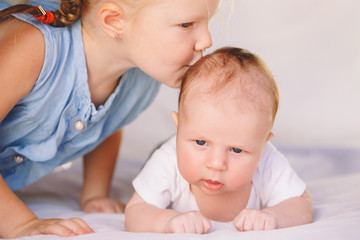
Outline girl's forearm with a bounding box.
[0,175,37,238]
[81,130,122,205]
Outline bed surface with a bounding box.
[3,0,359,239]
[13,146,360,240]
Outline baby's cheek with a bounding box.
[178,157,198,182]
[226,167,253,190]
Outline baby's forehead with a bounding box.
[184,65,268,101]
[181,67,274,119]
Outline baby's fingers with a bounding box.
[233,213,246,231]
[200,216,212,233]
[234,209,257,231]
[234,209,277,231]
[166,211,211,234]
[184,212,211,234]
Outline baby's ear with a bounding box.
[266,132,274,142]
[171,111,179,128]
[98,2,126,39]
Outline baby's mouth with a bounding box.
[202,179,224,191]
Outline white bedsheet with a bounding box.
[12,147,360,240]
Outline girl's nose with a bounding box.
[194,27,213,53]
[205,150,227,171]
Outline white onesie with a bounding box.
[133,135,306,217]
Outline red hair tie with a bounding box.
[34,5,54,24]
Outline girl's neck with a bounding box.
[191,183,252,222]
[81,19,133,107]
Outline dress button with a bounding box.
[14,155,24,163]
[74,120,85,131]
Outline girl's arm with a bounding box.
[125,192,211,233]
[0,174,37,237]
[81,129,125,213]
[0,19,94,238]
[0,18,43,122]
[0,175,94,238]
[234,190,313,231]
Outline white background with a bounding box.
[120,0,360,160]
[9,0,359,159]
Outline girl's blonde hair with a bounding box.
[0,0,84,27]
[0,0,153,27]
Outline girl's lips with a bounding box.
[202,179,224,191]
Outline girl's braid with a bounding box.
[51,0,83,27]
[0,0,84,27]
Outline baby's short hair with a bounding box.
[179,47,279,124]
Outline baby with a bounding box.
[125,47,313,233]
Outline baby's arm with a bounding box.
[234,190,313,231]
[125,192,211,234]
[81,130,125,213]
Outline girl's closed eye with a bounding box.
[195,140,207,146]
[180,22,194,29]
[230,147,243,154]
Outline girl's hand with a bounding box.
[164,211,211,234]
[15,217,94,238]
[233,209,277,231]
[82,197,125,213]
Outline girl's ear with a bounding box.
[98,3,126,39]
[171,111,179,129]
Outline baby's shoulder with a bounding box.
[256,142,289,176]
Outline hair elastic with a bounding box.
[34,5,54,24]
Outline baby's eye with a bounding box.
[231,148,243,153]
[195,140,206,146]
[180,22,194,28]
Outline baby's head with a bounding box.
[173,47,279,198]
[178,47,279,131]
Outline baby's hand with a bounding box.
[16,217,94,237]
[233,209,277,231]
[164,211,211,234]
[82,197,125,213]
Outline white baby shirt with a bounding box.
[133,135,306,214]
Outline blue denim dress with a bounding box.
[0,0,161,190]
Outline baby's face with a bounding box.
[175,94,273,196]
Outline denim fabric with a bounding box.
[0,0,161,190]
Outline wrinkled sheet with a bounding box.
[13,147,360,240]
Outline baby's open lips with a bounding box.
[202,179,224,191]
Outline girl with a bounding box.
[0,0,221,238]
